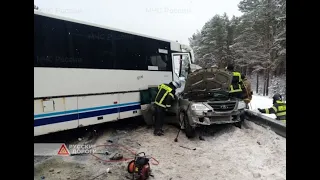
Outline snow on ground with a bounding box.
[34,94,286,180]
[249,94,277,119]
[34,119,286,180]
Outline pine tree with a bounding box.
[188,0,286,98]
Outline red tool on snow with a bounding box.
[127,152,151,180]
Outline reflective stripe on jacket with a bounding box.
[230,72,243,93]
[155,83,175,108]
[261,100,286,121]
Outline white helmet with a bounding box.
[172,81,182,88]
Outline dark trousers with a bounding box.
[230,91,244,99]
[154,105,165,133]
[277,116,286,121]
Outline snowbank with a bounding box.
[249,94,277,119]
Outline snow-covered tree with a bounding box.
[189,15,232,68]
[188,0,286,98]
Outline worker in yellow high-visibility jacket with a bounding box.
[258,93,286,124]
[226,64,246,99]
[153,81,181,136]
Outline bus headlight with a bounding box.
[238,101,246,110]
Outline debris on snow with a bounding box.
[109,153,123,160]
[257,141,261,145]
[253,172,261,178]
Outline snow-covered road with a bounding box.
[34,120,286,180]
[34,95,285,180]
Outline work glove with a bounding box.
[174,94,180,100]
[257,108,263,113]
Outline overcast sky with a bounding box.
[34,0,242,45]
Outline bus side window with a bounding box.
[34,14,173,72]
[69,22,114,69]
[148,54,168,71]
[144,39,171,71]
[113,33,144,70]
[34,15,73,68]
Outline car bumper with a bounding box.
[189,110,244,126]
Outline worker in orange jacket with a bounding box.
[242,75,253,109]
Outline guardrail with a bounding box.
[245,110,286,138]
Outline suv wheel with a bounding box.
[234,121,242,129]
[181,111,196,138]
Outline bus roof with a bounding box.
[34,10,189,48]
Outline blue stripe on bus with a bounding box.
[34,104,141,127]
[34,102,140,119]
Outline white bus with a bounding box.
[34,10,195,136]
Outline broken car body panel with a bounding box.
[140,67,246,130]
[178,67,246,129]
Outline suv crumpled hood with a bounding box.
[182,67,233,101]
[184,67,232,93]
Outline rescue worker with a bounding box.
[242,75,253,109]
[258,93,286,123]
[154,81,181,136]
[226,64,245,99]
